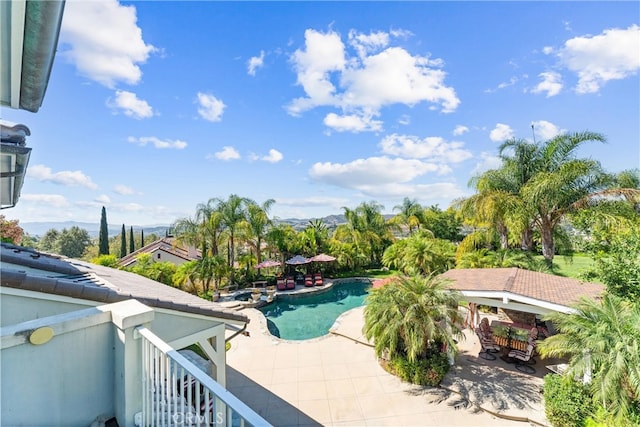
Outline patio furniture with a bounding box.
[314,272,323,286]
[286,276,296,290]
[304,274,314,287]
[475,327,500,360]
[276,277,286,291]
[508,343,536,374]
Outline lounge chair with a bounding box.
[286,276,296,290]
[314,272,323,286]
[508,343,536,373]
[304,274,313,287]
[475,327,500,360]
[276,277,286,291]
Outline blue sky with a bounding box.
[3,1,639,228]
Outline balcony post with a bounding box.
[110,300,155,427]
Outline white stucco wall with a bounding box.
[1,290,227,348]
[1,321,115,426]
[1,292,88,324]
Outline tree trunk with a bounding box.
[497,222,509,250]
[540,218,555,262]
[520,227,534,251]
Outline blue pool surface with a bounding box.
[258,280,371,340]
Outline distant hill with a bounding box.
[20,213,395,238]
[19,221,170,238]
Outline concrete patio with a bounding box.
[225,306,551,426]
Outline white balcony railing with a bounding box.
[136,327,270,427]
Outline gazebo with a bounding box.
[439,267,605,327]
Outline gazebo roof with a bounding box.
[440,267,605,312]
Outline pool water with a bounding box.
[258,280,371,340]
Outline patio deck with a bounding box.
[226,306,552,426]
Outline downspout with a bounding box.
[225,322,249,343]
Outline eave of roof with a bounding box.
[439,267,604,309]
[1,0,65,112]
[0,243,248,324]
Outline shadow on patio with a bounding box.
[226,366,321,427]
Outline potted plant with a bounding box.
[250,287,262,302]
[266,285,276,301]
[492,324,510,347]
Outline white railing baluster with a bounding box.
[136,326,269,427]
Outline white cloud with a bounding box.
[59,0,155,88]
[348,30,390,58]
[197,92,226,122]
[489,123,515,142]
[531,71,563,97]
[553,25,640,94]
[275,196,350,209]
[470,152,503,177]
[453,125,469,136]
[287,28,459,132]
[114,184,137,195]
[127,136,187,149]
[20,194,69,208]
[212,146,240,161]
[247,50,265,76]
[398,115,411,126]
[531,120,565,141]
[27,165,98,189]
[309,156,449,194]
[95,194,111,204]
[323,112,383,133]
[261,149,283,163]
[379,134,472,163]
[356,182,467,199]
[109,90,154,119]
[485,76,519,93]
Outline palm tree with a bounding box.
[339,201,394,267]
[538,294,640,421]
[363,274,463,363]
[392,197,423,235]
[218,194,252,284]
[195,198,225,256]
[244,199,275,265]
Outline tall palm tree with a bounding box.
[538,294,640,421]
[521,131,610,260]
[363,274,463,362]
[194,197,225,256]
[340,201,394,266]
[392,197,423,235]
[218,194,252,284]
[244,199,275,265]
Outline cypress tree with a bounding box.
[141,229,144,247]
[98,206,109,255]
[129,226,134,253]
[120,224,126,258]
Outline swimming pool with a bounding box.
[258,280,371,340]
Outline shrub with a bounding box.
[585,405,640,427]
[387,350,450,387]
[543,374,593,427]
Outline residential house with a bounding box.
[119,236,201,268]
[1,242,269,426]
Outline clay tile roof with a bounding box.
[440,267,604,308]
[1,243,247,324]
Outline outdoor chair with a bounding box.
[286,276,296,290]
[314,272,323,286]
[276,277,286,291]
[475,327,500,360]
[508,343,536,373]
[304,274,314,287]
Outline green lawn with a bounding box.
[541,254,596,279]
